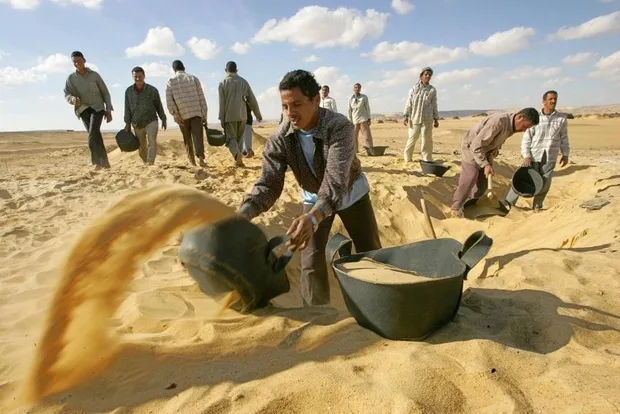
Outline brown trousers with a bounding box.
[300,193,382,306]
[451,160,488,210]
[353,121,374,152]
[179,116,205,160]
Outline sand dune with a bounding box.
[1,118,619,413]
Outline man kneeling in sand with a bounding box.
[238,69,382,306]
[450,108,540,218]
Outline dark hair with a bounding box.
[322,85,330,92]
[70,51,84,59]
[354,83,361,88]
[226,61,238,72]
[543,90,558,100]
[172,60,185,72]
[517,107,540,125]
[279,69,321,99]
[131,66,145,75]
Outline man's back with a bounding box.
[166,71,207,121]
[219,73,261,122]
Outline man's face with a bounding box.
[321,87,329,98]
[420,70,432,84]
[281,87,319,130]
[132,71,145,88]
[353,84,361,95]
[543,93,557,113]
[514,114,535,132]
[72,56,86,71]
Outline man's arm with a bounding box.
[246,83,263,119]
[153,88,167,122]
[521,126,534,159]
[364,96,371,121]
[63,77,78,105]
[469,118,503,168]
[332,99,338,113]
[432,88,439,121]
[124,88,131,125]
[195,78,208,121]
[348,98,353,122]
[313,120,355,218]
[218,82,226,122]
[95,73,113,112]
[165,81,179,117]
[238,134,288,219]
[403,87,412,117]
[559,118,570,158]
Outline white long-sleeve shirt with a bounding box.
[403,82,438,126]
[521,109,570,163]
[348,93,371,124]
[320,96,338,113]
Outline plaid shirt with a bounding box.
[403,82,439,126]
[124,83,166,128]
[239,108,362,219]
[165,71,208,121]
[521,109,570,163]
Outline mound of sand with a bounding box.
[1,118,619,413]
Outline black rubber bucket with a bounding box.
[511,166,544,198]
[206,127,227,147]
[326,231,492,341]
[364,146,389,156]
[115,129,140,152]
[419,160,451,177]
[178,217,292,313]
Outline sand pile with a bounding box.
[1,118,619,413]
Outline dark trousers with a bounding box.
[451,160,487,210]
[300,193,382,306]
[179,116,205,161]
[80,108,109,167]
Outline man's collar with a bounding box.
[541,107,556,116]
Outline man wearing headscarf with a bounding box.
[402,67,439,162]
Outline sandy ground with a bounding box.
[1,117,619,413]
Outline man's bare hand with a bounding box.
[522,157,532,167]
[484,164,494,177]
[559,156,569,168]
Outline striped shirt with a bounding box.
[165,71,208,121]
[239,108,363,219]
[320,97,338,113]
[403,82,438,126]
[521,109,569,163]
[63,68,113,118]
[124,83,167,128]
[348,93,371,124]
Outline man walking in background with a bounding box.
[347,83,373,153]
[218,61,262,167]
[403,67,439,162]
[124,66,167,166]
[503,90,570,212]
[63,50,114,170]
[165,60,208,167]
[450,108,540,218]
[320,85,338,112]
[242,99,255,158]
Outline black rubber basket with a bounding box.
[326,231,493,341]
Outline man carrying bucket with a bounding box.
[238,69,382,306]
[503,90,570,213]
[450,108,540,218]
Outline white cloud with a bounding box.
[140,61,174,78]
[125,27,185,58]
[589,50,620,83]
[489,66,562,84]
[32,53,98,73]
[313,66,351,107]
[434,67,494,85]
[363,41,468,66]
[251,6,388,48]
[469,27,536,56]
[391,0,414,14]
[547,11,620,41]
[542,77,574,88]
[112,82,121,88]
[231,42,250,55]
[0,0,38,9]
[304,54,320,62]
[0,53,98,87]
[256,86,281,120]
[0,50,9,60]
[50,0,101,8]
[562,52,595,65]
[0,67,45,86]
[187,37,222,60]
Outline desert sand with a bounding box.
[1,116,619,413]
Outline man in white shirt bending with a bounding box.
[320,85,338,113]
[504,90,570,212]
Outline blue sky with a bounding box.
[0,0,619,131]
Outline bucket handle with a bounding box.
[325,233,353,264]
[458,231,493,278]
[266,235,294,273]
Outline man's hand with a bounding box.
[434,119,439,128]
[124,124,131,133]
[161,119,167,130]
[522,156,532,167]
[220,121,225,129]
[174,114,183,125]
[286,214,316,251]
[484,164,494,177]
[73,97,81,107]
[367,119,372,125]
[403,117,409,127]
[492,149,500,157]
[559,156,569,168]
[105,111,113,123]
[256,115,263,123]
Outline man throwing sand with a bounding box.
[239,69,382,306]
[450,108,540,218]
[503,90,570,212]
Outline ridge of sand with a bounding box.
[0,118,619,413]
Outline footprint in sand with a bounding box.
[135,290,192,319]
[146,256,177,273]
